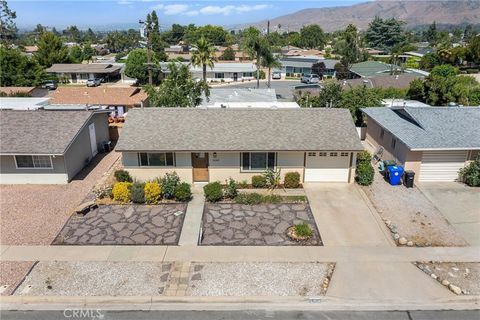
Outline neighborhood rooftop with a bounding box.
[201,88,277,106]
[0,110,98,155]
[48,87,148,106]
[362,106,480,150]
[116,108,363,152]
[45,63,122,74]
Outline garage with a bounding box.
[420,151,468,182]
[304,151,351,182]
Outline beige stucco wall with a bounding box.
[208,152,304,183]
[0,155,68,184]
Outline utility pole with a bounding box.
[267,20,271,89]
[139,19,153,85]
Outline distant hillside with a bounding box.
[239,0,480,32]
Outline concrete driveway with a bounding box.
[419,182,480,246]
[304,183,391,246]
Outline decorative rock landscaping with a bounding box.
[53,204,187,245]
[200,203,321,246]
[414,262,480,295]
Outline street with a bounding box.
[1,310,479,320]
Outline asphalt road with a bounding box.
[2,310,479,320]
[222,80,312,101]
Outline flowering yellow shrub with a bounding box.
[144,182,161,204]
[112,182,132,203]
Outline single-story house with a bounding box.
[115,108,363,183]
[200,88,277,107]
[0,110,110,184]
[190,62,256,82]
[340,74,423,90]
[0,86,45,97]
[45,63,122,83]
[280,56,339,78]
[349,61,427,78]
[48,87,148,117]
[362,106,480,182]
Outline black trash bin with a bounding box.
[404,170,415,188]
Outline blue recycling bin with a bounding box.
[387,165,404,186]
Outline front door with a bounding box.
[192,153,209,182]
[71,73,77,83]
[88,123,98,157]
[233,72,238,81]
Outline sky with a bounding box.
[9,0,364,30]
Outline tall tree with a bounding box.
[299,24,326,49]
[0,0,17,43]
[148,10,167,61]
[242,27,271,88]
[365,16,406,52]
[145,63,210,108]
[125,49,159,85]
[219,46,235,61]
[423,21,439,46]
[261,49,280,88]
[63,25,81,43]
[0,47,46,86]
[34,32,69,67]
[191,36,216,82]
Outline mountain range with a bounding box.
[239,0,480,32]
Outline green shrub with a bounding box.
[294,222,313,238]
[204,182,223,202]
[174,182,192,201]
[356,150,372,164]
[460,155,480,187]
[284,172,301,188]
[238,180,249,188]
[160,172,180,199]
[144,182,161,204]
[263,194,282,204]
[224,178,238,199]
[114,169,132,182]
[263,168,281,190]
[234,192,263,205]
[93,186,113,199]
[131,182,145,203]
[112,182,132,203]
[252,175,267,188]
[356,162,374,186]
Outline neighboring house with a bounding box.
[45,63,122,83]
[362,106,480,182]
[382,99,430,108]
[340,74,423,90]
[200,89,277,107]
[280,56,339,78]
[0,87,46,97]
[115,108,363,183]
[0,97,50,110]
[190,62,256,82]
[0,110,110,184]
[48,87,148,117]
[349,61,427,78]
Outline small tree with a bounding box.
[459,155,480,187]
[263,168,281,191]
[34,32,69,67]
[219,47,235,61]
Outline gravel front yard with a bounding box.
[364,171,467,246]
[415,262,480,295]
[0,261,34,296]
[200,203,321,246]
[0,152,119,246]
[53,204,187,245]
[187,262,334,296]
[13,261,172,296]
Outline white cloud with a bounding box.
[150,3,270,16]
[163,4,190,15]
[184,10,199,16]
[199,4,270,15]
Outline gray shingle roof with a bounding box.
[116,108,363,152]
[0,110,94,155]
[46,63,122,74]
[362,107,480,150]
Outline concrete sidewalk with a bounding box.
[178,185,205,246]
[1,245,479,262]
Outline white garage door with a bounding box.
[420,151,467,182]
[304,152,350,182]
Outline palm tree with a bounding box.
[191,37,216,82]
[261,50,281,88]
[242,27,266,89]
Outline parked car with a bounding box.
[272,71,282,80]
[301,74,320,84]
[86,78,102,87]
[41,80,57,90]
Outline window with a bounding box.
[307,152,316,157]
[214,73,224,79]
[391,138,396,150]
[330,152,338,157]
[318,152,327,156]
[243,72,253,77]
[380,129,385,140]
[341,152,349,157]
[15,155,52,169]
[241,152,275,171]
[139,153,174,166]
